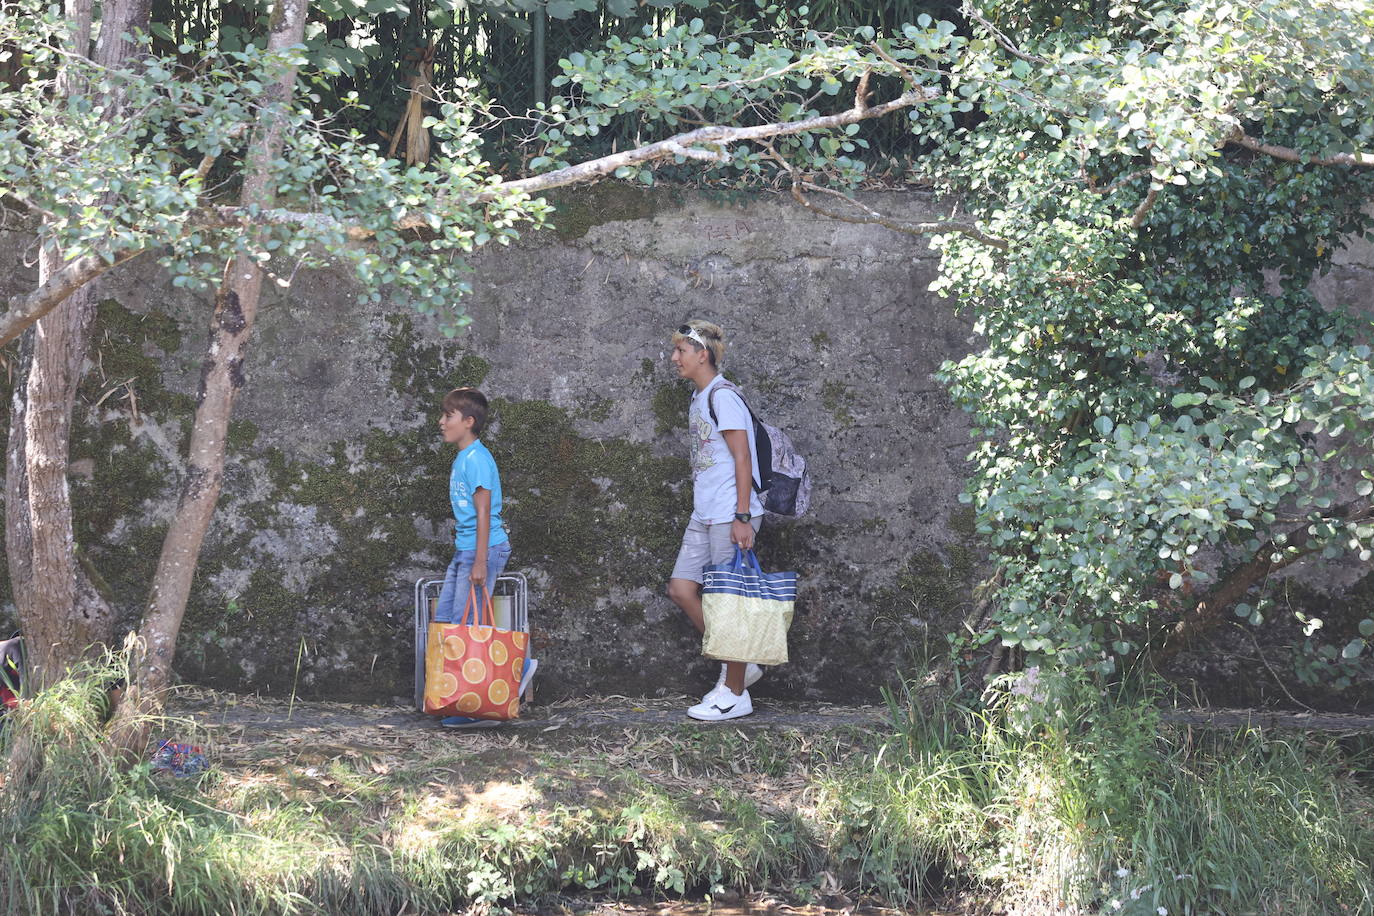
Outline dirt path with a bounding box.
[168,690,1374,759]
[166,689,893,777]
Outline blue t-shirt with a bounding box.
[449,439,508,551]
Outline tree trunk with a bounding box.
[11,249,113,686]
[114,0,309,744]
[2,0,150,687]
[5,331,37,630]
[1156,504,1374,661]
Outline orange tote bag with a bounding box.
[424,585,528,721]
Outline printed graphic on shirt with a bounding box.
[449,439,508,551]
[686,379,765,524]
[689,409,715,479]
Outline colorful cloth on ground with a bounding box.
[151,741,208,777]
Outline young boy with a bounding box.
[433,386,529,727]
[665,320,765,721]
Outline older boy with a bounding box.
[665,320,765,721]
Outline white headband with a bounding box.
[680,327,710,349]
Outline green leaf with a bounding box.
[1341,638,1366,659]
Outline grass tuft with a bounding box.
[2,660,1371,915]
[815,671,1374,914]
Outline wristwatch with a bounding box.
[734,512,752,523]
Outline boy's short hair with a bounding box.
[442,387,490,436]
[672,319,725,367]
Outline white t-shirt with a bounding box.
[688,375,765,524]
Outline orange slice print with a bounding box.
[456,692,481,714]
[468,626,492,643]
[442,634,467,660]
[488,679,510,705]
[490,641,509,666]
[462,657,488,684]
[431,671,458,700]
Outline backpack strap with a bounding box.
[705,381,762,494]
[706,379,752,428]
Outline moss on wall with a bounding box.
[177,421,454,697]
[489,397,688,608]
[821,380,856,428]
[652,382,690,435]
[544,184,684,241]
[385,314,491,411]
[66,300,193,621]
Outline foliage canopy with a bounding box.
[2,0,1373,695]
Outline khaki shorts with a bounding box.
[670,517,763,584]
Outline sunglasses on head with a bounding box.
[676,325,715,348]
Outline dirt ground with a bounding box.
[162,689,988,914]
[167,687,897,840]
[172,689,890,747]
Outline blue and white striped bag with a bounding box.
[701,547,797,666]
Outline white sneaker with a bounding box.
[687,685,753,721]
[714,663,763,690]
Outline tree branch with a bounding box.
[1131,183,1160,229]
[790,179,1009,249]
[493,87,939,203]
[854,67,872,113]
[961,1,1050,66]
[1229,132,1374,168]
[1156,501,1374,661]
[0,249,144,349]
[1090,168,1150,195]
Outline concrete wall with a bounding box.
[0,188,983,704]
[2,188,1371,705]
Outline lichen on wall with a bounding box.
[1,191,990,703]
[5,191,1374,705]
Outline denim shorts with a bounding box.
[434,541,512,623]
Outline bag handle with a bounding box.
[459,582,497,627]
[731,545,764,576]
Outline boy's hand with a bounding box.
[469,566,487,588]
[731,519,755,551]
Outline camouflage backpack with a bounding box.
[708,381,811,518]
